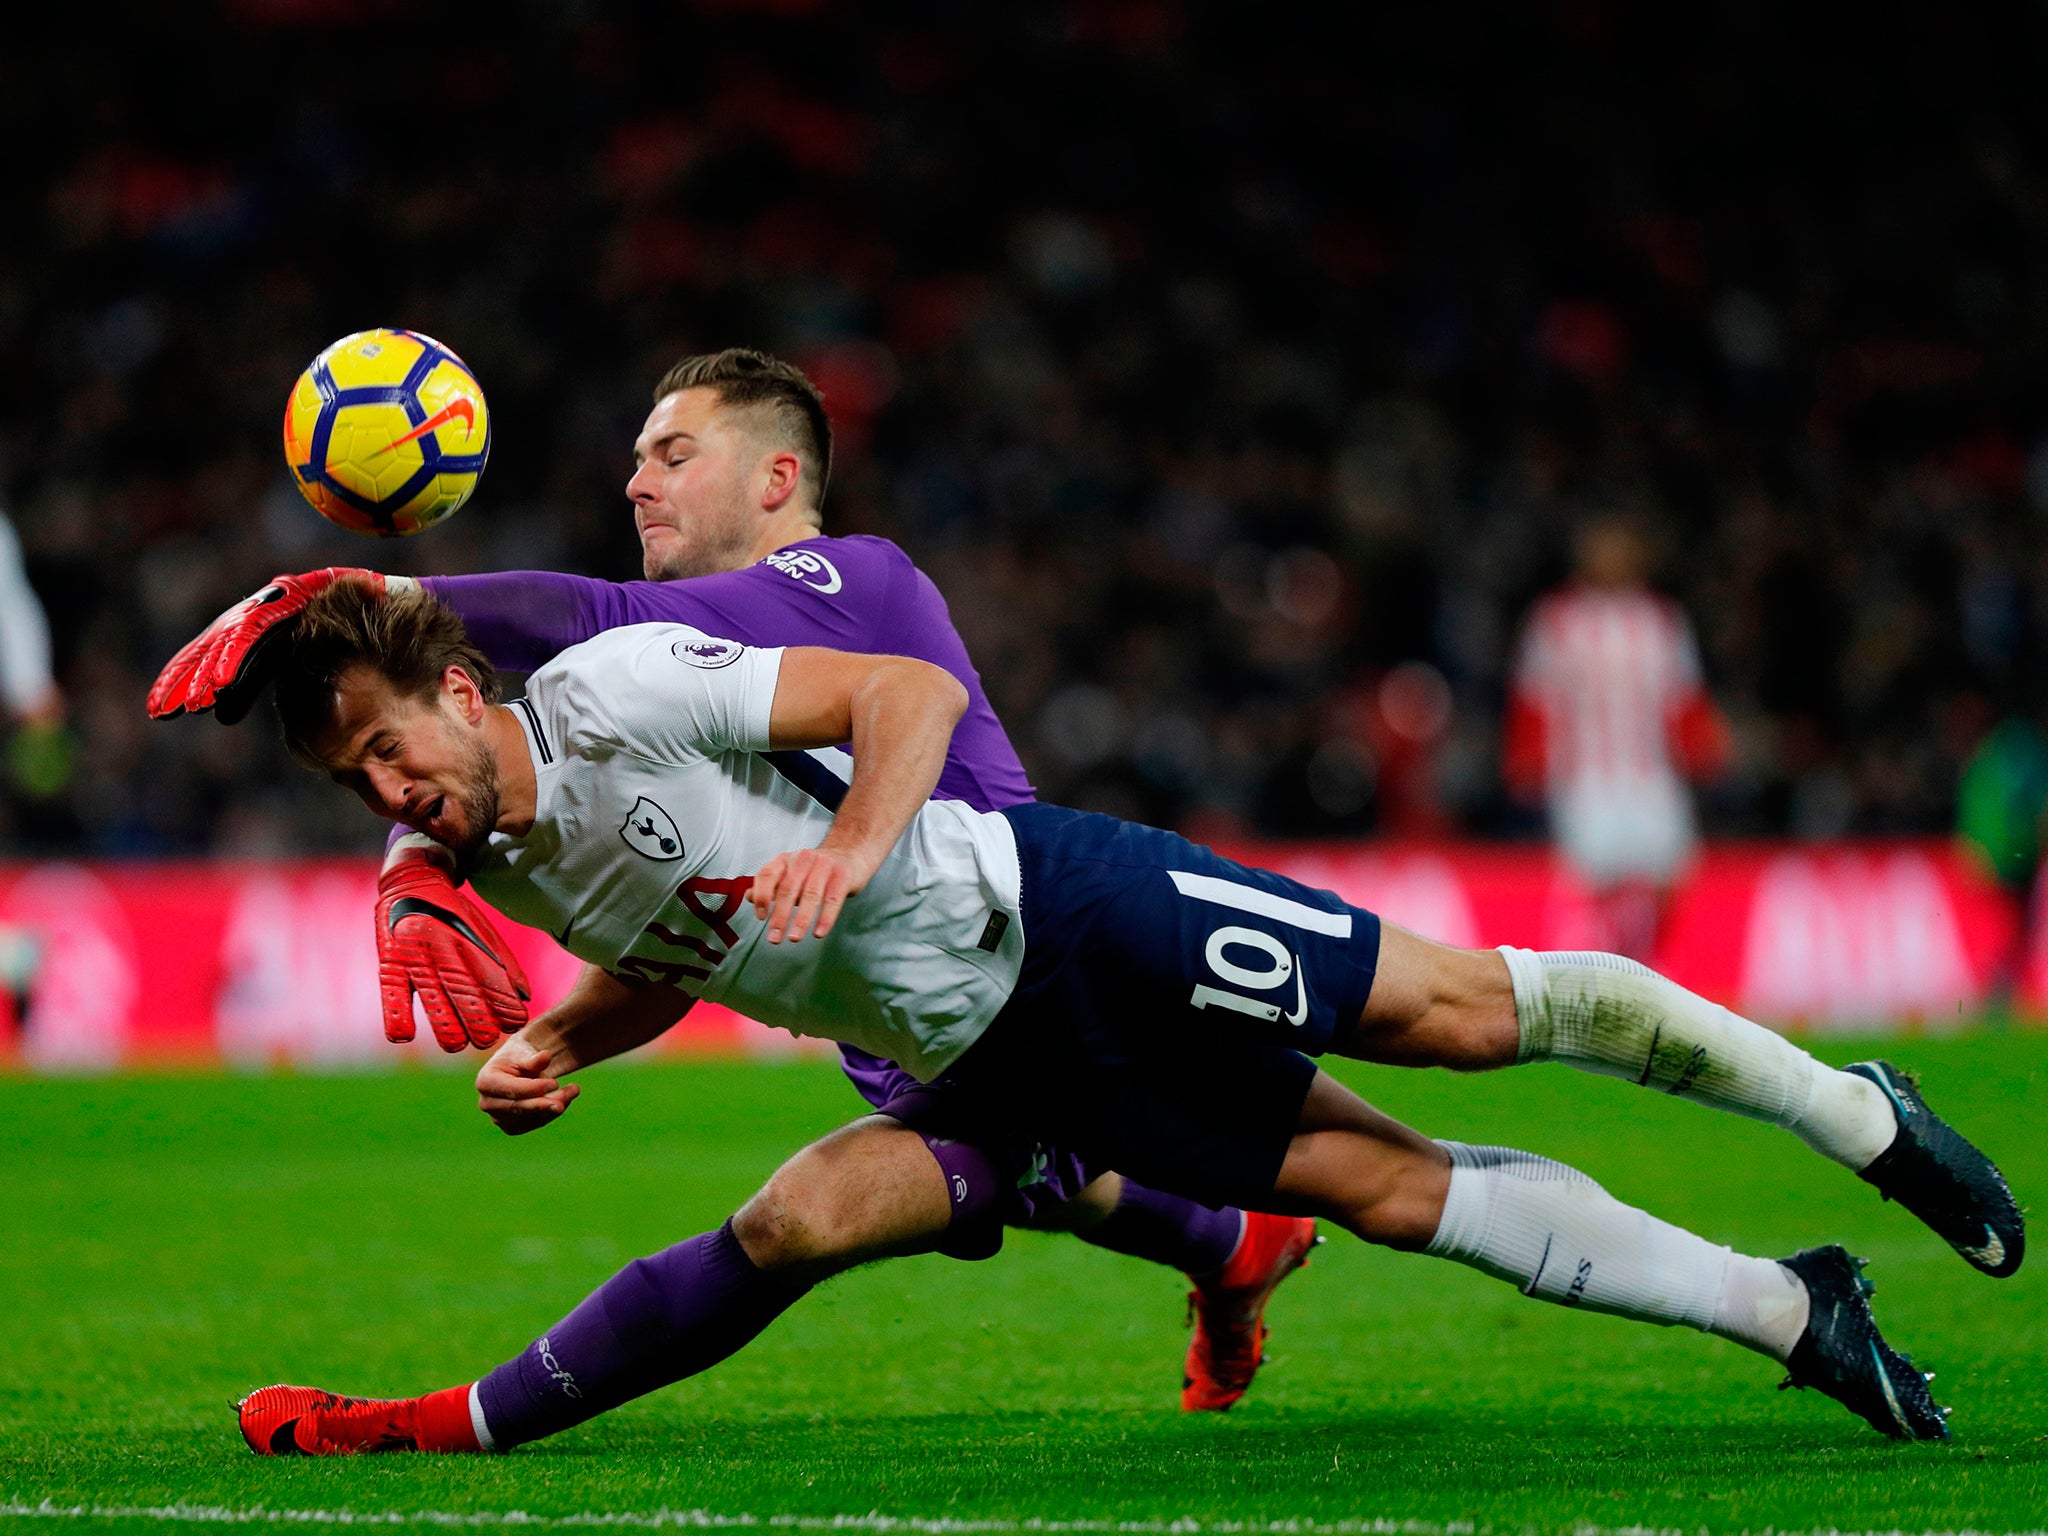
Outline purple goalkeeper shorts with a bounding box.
[842,1048,1102,1261]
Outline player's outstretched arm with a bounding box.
[418,571,633,675]
[149,568,616,726]
[475,964,691,1135]
[147,569,384,724]
[748,649,969,945]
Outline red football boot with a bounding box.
[236,1383,481,1455]
[1181,1212,1320,1412]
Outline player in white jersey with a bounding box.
[230,575,2021,1453]
[465,623,1024,1081]
[0,511,62,731]
[0,508,65,1018]
[1505,515,1728,958]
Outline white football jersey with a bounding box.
[1514,587,1702,793]
[466,624,1026,1081]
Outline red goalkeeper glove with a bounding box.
[147,569,385,725]
[377,838,532,1052]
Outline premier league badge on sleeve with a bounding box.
[672,636,743,669]
[619,797,686,861]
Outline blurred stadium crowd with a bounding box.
[3,0,2047,859]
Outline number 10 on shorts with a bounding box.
[1169,870,1352,1028]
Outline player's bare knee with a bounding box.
[737,1118,955,1274]
[1429,946,1518,1069]
[1352,928,1517,1069]
[731,1173,828,1271]
[1365,1148,1454,1250]
[732,1146,872,1270]
[730,1191,798,1271]
[1330,1142,1452,1251]
[1275,1108,1450,1250]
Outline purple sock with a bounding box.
[474,1219,807,1448]
[1077,1182,1244,1276]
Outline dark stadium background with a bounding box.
[4,0,2046,861]
[12,15,2048,1519]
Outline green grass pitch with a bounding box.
[3,1032,2045,1534]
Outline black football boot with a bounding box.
[1846,1060,2023,1278]
[1777,1245,1949,1441]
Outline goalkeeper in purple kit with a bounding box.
[150,349,1316,1417]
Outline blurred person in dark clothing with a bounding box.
[1956,712,2048,1002]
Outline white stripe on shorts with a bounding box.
[1168,870,1353,937]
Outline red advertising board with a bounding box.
[0,840,2027,1071]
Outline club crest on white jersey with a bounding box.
[619,797,685,861]
[761,547,843,594]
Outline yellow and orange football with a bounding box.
[282,328,490,537]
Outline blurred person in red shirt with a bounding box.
[1505,513,1729,959]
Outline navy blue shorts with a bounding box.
[940,803,1383,1212]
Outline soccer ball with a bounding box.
[282,329,490,537]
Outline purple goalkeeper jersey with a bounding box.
[419,533,1036,1108]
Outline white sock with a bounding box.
[1426,1142,1809,1360]
[467,1382,500,1453]
[1710,1254,1810,1362]
[1498,947,1898,1170]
